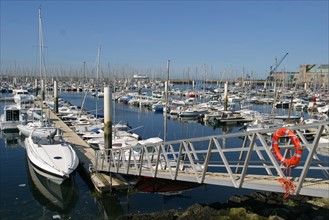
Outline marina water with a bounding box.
[0,91,300,219]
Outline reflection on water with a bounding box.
[135,177,201,194]
[26,159,78,212]
[0,131,24,148]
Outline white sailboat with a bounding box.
[18,6,57,138]
[25,8,79,184]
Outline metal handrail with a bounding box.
[94,122,329,197]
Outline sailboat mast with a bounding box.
[96,45,101,119]
[38,6,47,103]
[38,7,43,79]
[271,58,278,117]
[164,59,170,142]
[165,59,170,109]
[38,6,45,120]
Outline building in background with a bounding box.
[271,64,329,90]
[299,64,329,90]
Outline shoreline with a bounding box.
[117,191,329,220]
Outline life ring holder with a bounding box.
[272,127,303,168]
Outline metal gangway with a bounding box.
[93,122,329,198]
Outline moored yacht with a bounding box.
[0,104,25,131]
[25,128,79,184]
[17,120,57,138]
[13,89,34,104]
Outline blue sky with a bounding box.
[1,0,328,79]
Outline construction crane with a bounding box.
[268,52,289,81]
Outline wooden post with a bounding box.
[224,81,228,111]
[34,78,38,97]
[54,80,58,113]
[104,87,112,154]
[41,79,45,101]
[138,81,141,109]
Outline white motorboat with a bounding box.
[25,128,79,184]
[95,135,140,151]
[73,114,100,125]
[17,120,57,138]
[58,105,81,116]
[0,104,25,131]
[317,104,329,114]
[77,121,130,137]
[26,107,43,120]
[87,129,140,150]
[13,89,34,104]
[179,107,208,118]
[75,123,104,134]
[112,137,163,161]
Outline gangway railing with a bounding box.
[93,122,329,198]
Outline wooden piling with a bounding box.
[54,80,58,113]
[41,79,45,101]
[34,78,38,97]
[224,81,228,111]
[104,87,112,153]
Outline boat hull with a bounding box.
[25,134,79,184]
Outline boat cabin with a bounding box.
[0,105,24,131]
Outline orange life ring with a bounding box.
[272,127,302,168]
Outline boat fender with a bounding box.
[272,127,302,168]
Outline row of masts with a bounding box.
[1,66,263,83]
[2,70,328,92]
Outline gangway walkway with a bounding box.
[93,122,329,198]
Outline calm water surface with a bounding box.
[1,91,287,219]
